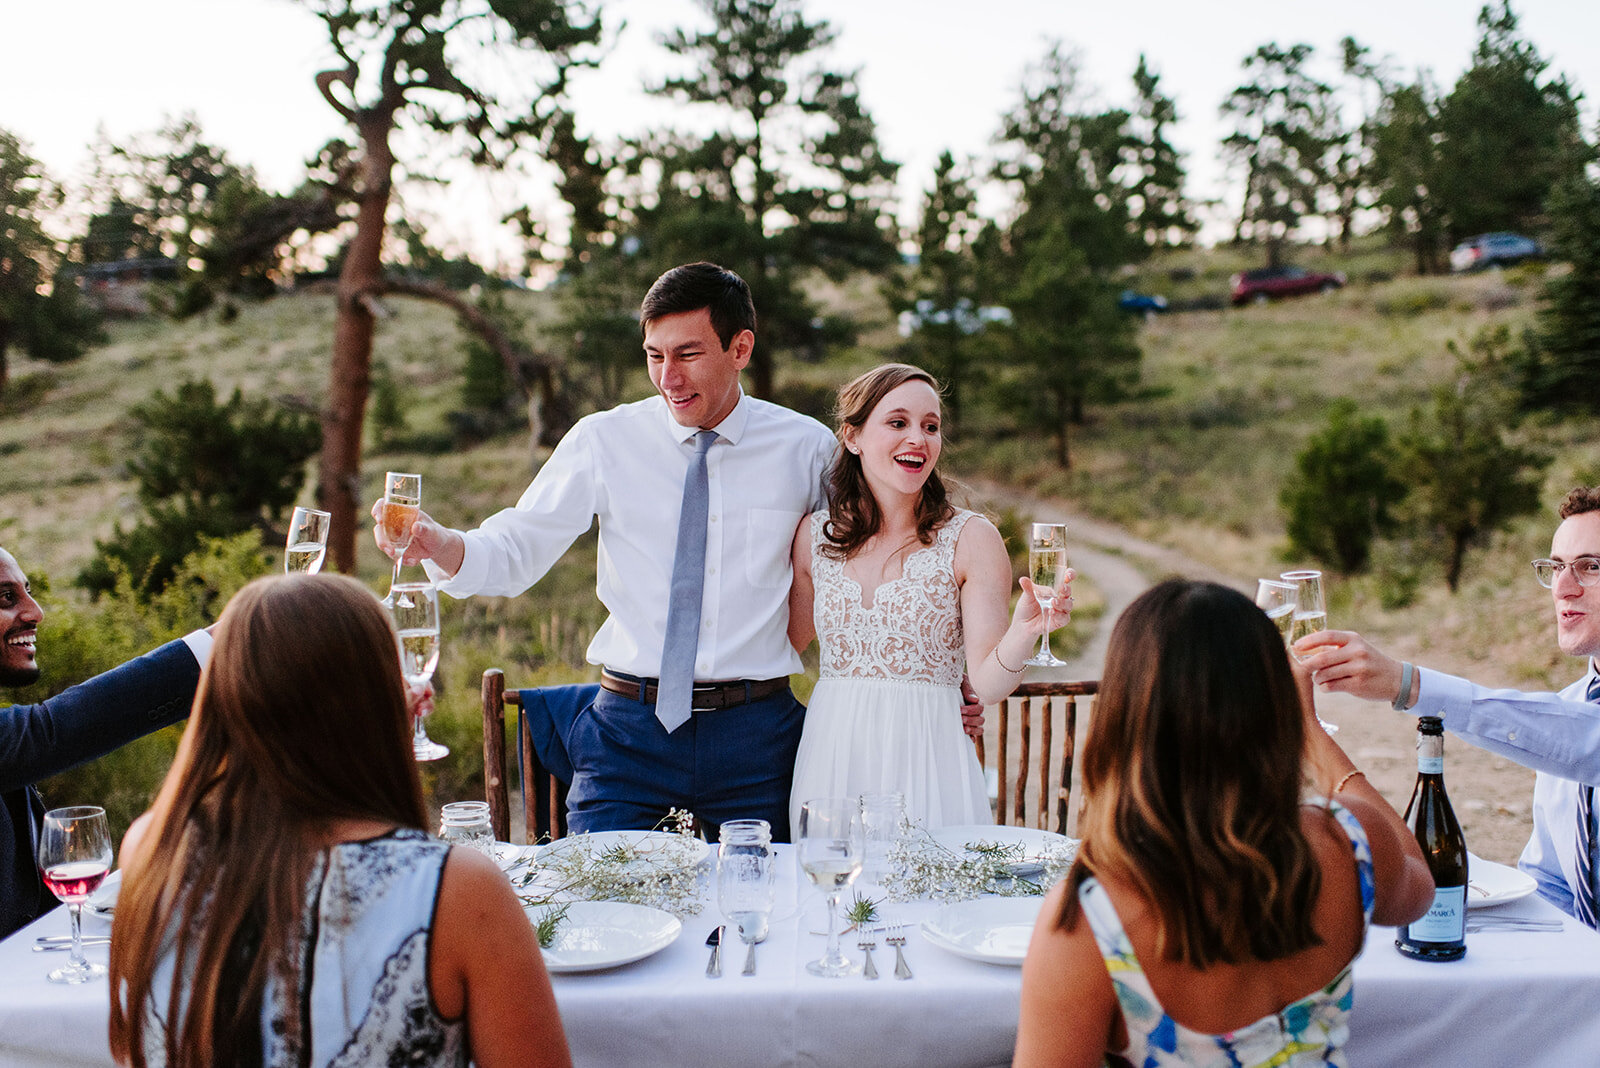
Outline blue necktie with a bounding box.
[1574,673,1600,928]
[656,430,716,733]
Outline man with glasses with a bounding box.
[1302,486,1600,922]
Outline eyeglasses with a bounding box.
[1531,556,1600,588]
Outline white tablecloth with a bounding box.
[3,848,1599,1067]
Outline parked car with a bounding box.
[1449,232,1544,272]
[1229,266,1346,306]
[1118,290,1169,317]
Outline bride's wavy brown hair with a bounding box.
[108,574,427,1068]
[1058,579,1322,967]
[820,363,954,560]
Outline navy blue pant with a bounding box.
[560,683,805,843]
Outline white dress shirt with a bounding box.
[1415,663,1600,916]
[427,391,834,682]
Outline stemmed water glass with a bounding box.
[284,506,331,574]
[37,806,113,984]
[381,472,422,593]
[1024,522,1070,667]
[1280,569,1337,734]
[717,819,776,976]
[387,581,449,761]
[797,798,862,977]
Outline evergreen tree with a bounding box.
[1128,55,1197,250]
[1220,43,1336,265]
[1434,2,1590,239]
[1515,173,1600,414]
[1368,78,1448,274]
[1280,400,1405,573]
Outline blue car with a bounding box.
[1450,232,1544,272]
[1118,290,1169,315]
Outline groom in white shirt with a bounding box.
[380,263,835,840]
[1300,485,1600,922]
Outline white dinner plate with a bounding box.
[493,842,534,872]
[528,900,683,973]
[539,830,710,868]
[1467,852,1537,908]
[927,825,1076,878]
[920,896,1046,966]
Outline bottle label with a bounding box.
[1418,755,1444,774]
[1409,884,1467,941]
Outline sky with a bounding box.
[4,0,1599,273]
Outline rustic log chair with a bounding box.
[481,668,570,844]
[975,680,1099,835]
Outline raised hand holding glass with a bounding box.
[1280,569,1337,734]
[387,581,448,761]
[382,472,421,592]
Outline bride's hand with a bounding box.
[1017,569,1075,633]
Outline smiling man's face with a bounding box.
[0,550,42,687]
[1550,510,1600,662]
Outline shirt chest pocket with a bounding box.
[744,508,803,589]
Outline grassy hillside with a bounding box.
[5,248,1596,834]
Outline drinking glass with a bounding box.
[858,792,907,886]
[797,798,862,977]
[1254,578,1297,646]
[284,506,331,574]
[381,471,422,593]
[1280,569,1337,734]
[387,581,449,761]
[37,806,113,984]
[1024,522,1070,667]
[439,801,495,856]
[717,819,776,974]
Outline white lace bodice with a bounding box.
[810,509,974,687]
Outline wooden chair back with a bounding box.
[481,668,569,844]
[975,680,1098,835]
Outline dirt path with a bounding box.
[967,482,1535,865]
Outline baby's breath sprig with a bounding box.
[515,823,707,917]
[880,825,1078,903]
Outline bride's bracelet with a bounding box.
[993,646,1025,674]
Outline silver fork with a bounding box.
[888,924,912,980]
[858,933,879,979]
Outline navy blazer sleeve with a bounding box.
[0,639,201,793]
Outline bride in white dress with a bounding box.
[786,364,1073,839]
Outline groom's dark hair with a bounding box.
[640,262,756,349]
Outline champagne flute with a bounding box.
[37,806,113,984]
[1254,578,1298,646]
[798,798,862,977]
[284,506,331,574]
[387,581,449,761]
[382,471,422,593]
[1280,569,1338,734]
[1024,522,1069,667]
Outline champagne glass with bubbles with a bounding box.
[38,806,113,984]
[1024,523,1069,667]
[1280,569,1337,734]
[284,507,331,574]
[388,581,449,761]
[1255,578,1297,646]
[382,472,422,594]
[798,798,862,977]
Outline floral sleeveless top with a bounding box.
[144,829,465,1067]
[810,509,974,686]
[1079,802,1376,1068]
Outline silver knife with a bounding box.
[705,925,724,977]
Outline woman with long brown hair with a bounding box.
[786,363,1070,837]
[1014,579,1432,1067]
[107,574,568,1068]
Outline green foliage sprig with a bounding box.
[881,827,1078,903]
[514,809,706,917]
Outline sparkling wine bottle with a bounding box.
[1396,716,1468,961]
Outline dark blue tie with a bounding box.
[1574,673,1600,928]
[657,430,716,732]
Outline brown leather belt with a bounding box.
[599,671,789,712]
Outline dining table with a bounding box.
[3,841,1599,1068]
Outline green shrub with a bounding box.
[1280,400,1406,573]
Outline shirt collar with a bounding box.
[658,388,750,446]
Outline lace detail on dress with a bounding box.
[811,510,974,686]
